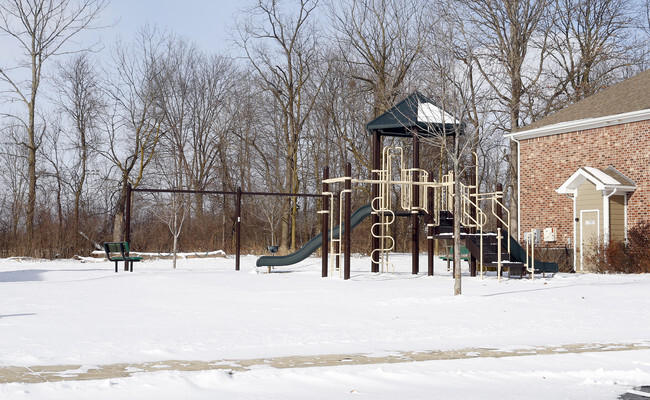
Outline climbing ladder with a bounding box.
[370,147,399,273]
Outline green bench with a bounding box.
[439,246,470,261]
[440,246,470,271]
[103,242,143,273]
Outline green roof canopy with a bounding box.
[365,92,461,137]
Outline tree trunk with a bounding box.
[172,231,178,269]
[112,183,128,242]
[279,198,291,252]
[508,93,520,239]
[508,140,519,239]
[27,83,37,254]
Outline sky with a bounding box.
[0,0,246,110]
[97,0,243,54]
[0,0,245,64]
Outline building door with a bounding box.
[580,210,600,270]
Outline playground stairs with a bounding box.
[430,211,467,237]
[464,233,526,278]
[430,211,526,278]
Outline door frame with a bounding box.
[579,209,600,271]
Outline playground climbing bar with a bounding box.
[126,186,325,271]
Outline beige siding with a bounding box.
[576,181,603,271]
[609,195,626,241]
[576,181,603,213]
[576,180,604,236]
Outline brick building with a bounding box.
[505,70,650,271]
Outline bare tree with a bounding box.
[0,0,107,252]
[54,53,103,251]
[419,62,479,296]
[157,37,237,219]
[327,0,431,118]
[235,0,327,251]
[453,0,553,239]
[0,133,28,242]
[542,0,638,111]
[100,26,167,241]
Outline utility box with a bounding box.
[544,227,557,242]
[525,230,542,246]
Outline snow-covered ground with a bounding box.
[1,254,649,399]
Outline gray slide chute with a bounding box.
[256,204,372,267]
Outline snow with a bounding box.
[417,103,460,125]
[583,166,621,186]
[1,254,649,399]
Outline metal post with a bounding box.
[336,190,341,272]
[371,130,380,273]
[344,162,352,280]
[235,186,241,271]
[427,175,434,276]
[469,168,477,277]
[497,227,502,282]
[412,133,420,275]
[531,229,535,281]
[125,182,132,246]
[496,183,504,232]
[124,182,132,271]
[322,167,329,278]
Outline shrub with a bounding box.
[588,221,650,273]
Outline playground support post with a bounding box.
[235,187,241,271]
[125,183,132,271]
[412,133,420,275]
[427,175,434,276]
[322,167,329,278]
[371,130,380,273]
[497,227,503,281]
[496,183,503,232]
[469,168,478,277]
[344,162,352,280]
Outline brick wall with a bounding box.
[519,120,650,247]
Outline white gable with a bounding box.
[557,167,636,194]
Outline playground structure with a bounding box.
[120,92,558,279]
[316,148,514,280]
[256,92,559,279]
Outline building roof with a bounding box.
[556,166,637,195]
[366,92,461,137]
[508,69,650,140]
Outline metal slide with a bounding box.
[503,230,559,273]
[256,204,372,267]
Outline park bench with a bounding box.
[439,245,470,272]
[103,242,142,273]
